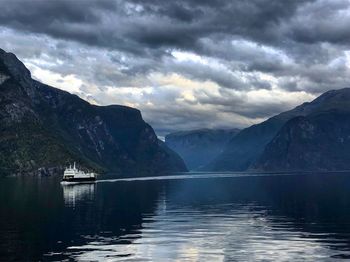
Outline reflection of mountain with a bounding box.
[61,174,350,261]
[4,175,350,261]
[62,184,96,207]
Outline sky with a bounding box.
[0,0,350,135]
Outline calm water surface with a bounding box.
[2,172,350,261]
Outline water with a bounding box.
[2,172,350,261]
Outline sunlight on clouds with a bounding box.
[172,50,208,64]
[245,89,315,108]
[344,50,350,68]
[26,63,83,93]
[181,91,197,102]
[101,85,154,108]
[21,58,316,134]
[23,57,313,133]
[149,72,222,104]
[171,50,228,73]
[25,61,101,105]
[150,72,220,91]
[231,39,293,64]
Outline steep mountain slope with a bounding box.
[207,88,350,171]
[165,128,240,170]
[0,48,187,176]
[254,110,350,171]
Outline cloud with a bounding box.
[0,0,350,134]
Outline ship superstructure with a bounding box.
[61,163,96,183]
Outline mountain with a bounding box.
[0,48,187,176]
[165,128,240,170]
[206,88,350,171]
[255,95,350,171]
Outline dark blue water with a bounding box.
[2,172,350,261]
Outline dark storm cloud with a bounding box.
[1,0,349,69]
[0,0,312,51]
[1,0,350,133]
[286,0,350,44]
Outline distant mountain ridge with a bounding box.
[165,128,240,170]
[206,88,350,172]
[0,48,187,176]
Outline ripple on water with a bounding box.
[3,172,350,261]
[60,201,350,261]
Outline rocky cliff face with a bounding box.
[254,110,350,171]
[206,88,350,172]
[0,48,187,176]
[165,128,240,170]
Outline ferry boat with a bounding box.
[61,163,97,183]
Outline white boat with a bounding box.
[61,162,97,184]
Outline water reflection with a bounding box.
[62,183,96,207]
[64,199,350,261]
[60,174,350,261]
[2,173,350,261]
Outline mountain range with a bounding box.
[165,128,240,170]
[0,48,187,176]
[206,88,350,172]
[2,47,350,175]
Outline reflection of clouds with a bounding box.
[62,184,96,207]
[63,200,346,261]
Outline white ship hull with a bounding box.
[61,163,97,184]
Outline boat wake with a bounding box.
[96,172,303,183]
